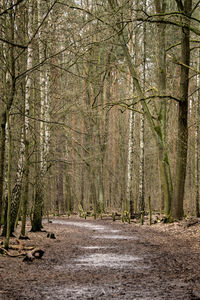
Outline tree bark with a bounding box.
[138,0,146,218]
[195,49,200,217]
[126,108,134,215]
[5,109,12,249]
[31,183,43,232]
[154,0,173,218]
[21,2,33,236]
[0,112,6,224]
[172,0,192,219]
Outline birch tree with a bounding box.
[138,0,146,222]
[31,0,51,231]
[20,2,33,237]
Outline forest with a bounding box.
[0,0,200,248]
[1,1,200,299]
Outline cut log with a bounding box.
[23,248,44,262]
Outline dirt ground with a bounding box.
[0,215,200,299]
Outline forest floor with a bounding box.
[0,215,200,299]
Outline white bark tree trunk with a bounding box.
[21,2,33,236]
[126,104,134,215]
[138,0,146,220]
[39,0,50,174]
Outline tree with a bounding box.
[172,0,192,219]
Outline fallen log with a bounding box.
[0,247,25,257]
[9,245,34,251]
[8,239,34,252]
[23,248,44,262]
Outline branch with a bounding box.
[191,1,200,15]
[167,54,200,75]
[15,45,73,80]
[142,11,200,24]
[0,1,57,50]
[166,40,200,52]
[136,17,200,36]
[10,112,88,135]
[166,42,181,52]
[28,0,58,46]
[104,94,181,114]
[140,95,181,103]
[0,0,25,16]
[0,37,27,49]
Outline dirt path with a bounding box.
[0,216,200,299]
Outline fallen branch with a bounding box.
[0,247,25,257]
[9,245,34,251]
[0,239,44,260]
[8,239,34,252]
[23,248,44,262]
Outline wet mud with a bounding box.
[0,216,200,299]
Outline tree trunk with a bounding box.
[3,0,16,245]
[154,0,173,218]
[10,184,22,235]
[90,169,97,218]
[5,109,12,249]
[31,183,43,232]
[56,161,65,214]
[172,0,192,219]
[195,50,200,217]
[0,0,16,225]
[126,108,134,215]
[20,140,30,236]
[66,172,72,213]
[138,0,146,218]
[20,3,33,236]
[0,112,6,224]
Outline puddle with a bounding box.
[93,234,136,240]
[81,246,110,250]
[51,220,107,231]
[75,253,142,268]
[107,230,121,233]
[55,252,144,271]
[50,220,121,234]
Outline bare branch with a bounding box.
[135,17,200,36]
[28,0,58,46]
[167,54,200,75]
[0,0,25,16]
[191,1,200,14]
[0,37,27,49]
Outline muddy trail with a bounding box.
[0,216,200,299]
